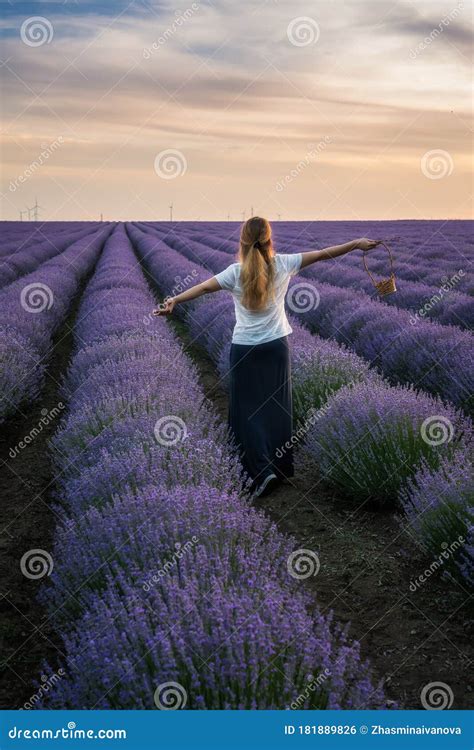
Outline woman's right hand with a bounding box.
[355,238,382,252]
[153,297,176,316]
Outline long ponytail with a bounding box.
[239,217,275,311]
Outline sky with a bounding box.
[0,0,472,221]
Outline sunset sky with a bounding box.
[1,0,472,221]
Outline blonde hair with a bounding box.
[238,216,275,311]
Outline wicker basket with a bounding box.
[362,241,396,296]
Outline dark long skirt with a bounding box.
[228,335,293,482]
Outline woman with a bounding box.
[154,217,380,498]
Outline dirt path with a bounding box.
[170,318,473,710]
[0,293,84,709]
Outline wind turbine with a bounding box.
[31,197,44,221]
[169,203,173,222]
[19,209,27,221]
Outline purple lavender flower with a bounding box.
[399,449,474,587]
[299,381,472,503]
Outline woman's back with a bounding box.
[214,253,302,345]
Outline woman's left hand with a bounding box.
[356,238,382,252]
[153,297,176,316]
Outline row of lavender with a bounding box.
[0,223,102,288]
[143,223,473,414]
[128,223,473,590]
[187,220,472,289]
[39,225,387,709]
[177,222,472,330]
[0,226,111,423]
[1,222,96,256]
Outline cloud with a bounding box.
[1,0,472,220]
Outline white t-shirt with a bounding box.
[214,253,303,345]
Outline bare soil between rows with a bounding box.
[171,317,473,711]
[1,293,471,710]
[0,294,83,709]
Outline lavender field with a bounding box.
[0,219,472,711]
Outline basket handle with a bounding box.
[362,241,395,288]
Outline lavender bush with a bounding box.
[0,224,99,288]
[299,381,472,503]
[399,450,474,587]
[129,223,473,507]
[39,224,387,709]
[0,226,110,422]
[140,222,473,413]
[127,224,380,427]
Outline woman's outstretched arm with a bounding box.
[300,238,381,269]
[153,276,221,316]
